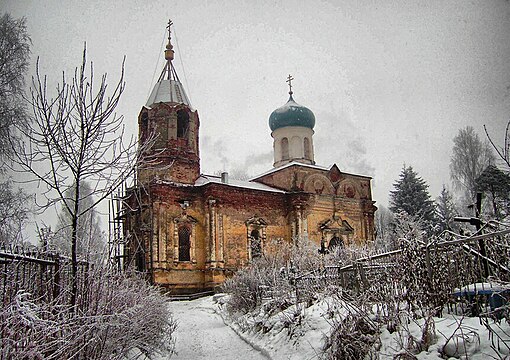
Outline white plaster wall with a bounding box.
[271,126,315,167]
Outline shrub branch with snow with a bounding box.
[0,265,176,359]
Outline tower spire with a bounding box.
[148,20,191,106]
[158,19,180,82]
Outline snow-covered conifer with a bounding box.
[389,165,436,226]
[435,185,459,233]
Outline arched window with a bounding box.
[281,137,289,160]
[250,229,262,258]
[328,234,344,251]
[178,226,191,261]
[177,109,189,138]
[304,138,311,160]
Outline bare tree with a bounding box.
[53,181,105,263]
[450,126,495,201]
[374,205,394,250]
[484,120,510,170]
[0,13,30,160]
[11,45,139,307]
[0,179,30,246]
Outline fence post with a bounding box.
[425,245,432,283]
[358,261,369,290]
[53,255,60,301]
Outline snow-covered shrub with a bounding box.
[441,325,480,358]
[393,314,437,358]
[223,238,322,315]
[222,258,279,314]
[393,212,451,316]
[323,297,380,360]
[0,266,176,359]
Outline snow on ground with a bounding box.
[138,295,510,359]
[375,313,510,359]
[159,296,268,360]
[212,294,510,359]
[214,295,332,360]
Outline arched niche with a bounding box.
[245,216,267,260]
[303,174,335,195]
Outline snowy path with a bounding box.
[168,296,268,359]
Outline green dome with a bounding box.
[269,94,316,131]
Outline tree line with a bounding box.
[377,124,510,246]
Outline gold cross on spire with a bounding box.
[286,74,294,95]
[164,19,175,63]
[167,19,173,42]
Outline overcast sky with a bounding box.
[3,0,510,231]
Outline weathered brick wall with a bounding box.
[254,164,376,245]
[255,163,372,199]
[202,184,290,269]
[138,103,200,184]
[125,161,376,292]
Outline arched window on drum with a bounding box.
[304,137,311,160]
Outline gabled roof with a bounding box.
[250,161,329,181]
[250,161,373,181]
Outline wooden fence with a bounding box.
[293,227,510,313]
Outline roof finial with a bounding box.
[165,19,174,62]
[286,74,294,96]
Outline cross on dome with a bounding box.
[164,19,175,63]
[286,74,294,95]
[167,19,173,35]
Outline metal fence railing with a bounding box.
[0,246,90,307]
[292,227,510,316]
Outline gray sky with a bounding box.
[3,0,510,225]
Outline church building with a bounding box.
[122,22,377,293]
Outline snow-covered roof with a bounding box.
[146,79,192,108]
[250,161,373,181]
[195,174,286,193]
[249,161,330,181]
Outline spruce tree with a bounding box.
[389,165,436,224]
[476,165,510,220]
[435,185,459,233]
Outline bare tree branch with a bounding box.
[9,44,147,307]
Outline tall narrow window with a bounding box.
[304,138,311,160]
[250,229,261,258]
[281,137,289,160]
[177,109,189,138]
[178,226,191,261]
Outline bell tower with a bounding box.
[138,20,200,184]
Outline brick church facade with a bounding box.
[122,23,377,293]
